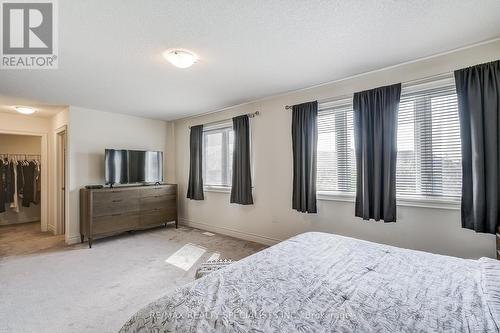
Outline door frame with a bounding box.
[55,125,68,235]
[0,129,48,232]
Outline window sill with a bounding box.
[397,197,460,210]
[317,191,355,202]
[204,186,231,193]
[317,191,460,210]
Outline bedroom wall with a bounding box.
[0,112,51,133]
[174,39,500,259]
[67,106,175,244]
[0,134,41,154]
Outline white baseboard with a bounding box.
[179,217,282,246]
[66,234,81,245]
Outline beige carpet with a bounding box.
[0,225,266,333]
[0,222,66,257]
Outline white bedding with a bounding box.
[120,232,500,332]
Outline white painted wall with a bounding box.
[0,112,51,133]
[67,106,175,244]
[0,134,41,154]
[174,40,500,259]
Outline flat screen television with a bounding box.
[105,149,163,185]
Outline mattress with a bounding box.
[120,232,500,332]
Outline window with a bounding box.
[317,98,356,193]
[316,76,462,203]
[396,79,462,200]
[203,123,234,188]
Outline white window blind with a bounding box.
[317,98,356,193]
[203,124,234,187]
[396,79,462,200]
[316,76,462,203]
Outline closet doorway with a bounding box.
[0,130,57,257]
[0,133,43,229]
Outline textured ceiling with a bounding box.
[1,0,500,120]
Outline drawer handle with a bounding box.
[112,213,122,217]
[112,199,123,203]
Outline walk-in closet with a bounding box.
[0,134,42,228]
[0,106,68,258]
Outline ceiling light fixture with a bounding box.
[15,106,36,115]
[163,49,199,69]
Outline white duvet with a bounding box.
[120,232,500,332]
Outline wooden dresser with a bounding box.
[80,184,177,248]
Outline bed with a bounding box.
[120,232,500,332]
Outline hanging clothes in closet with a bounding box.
[0,155,41,213]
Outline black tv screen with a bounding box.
[105,149,163,185]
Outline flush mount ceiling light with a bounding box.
[15,106,36,115]
[163,49,199,69]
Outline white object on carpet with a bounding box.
[165,243,206,271]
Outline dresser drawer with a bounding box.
[92,213,139,235]
[93,197,140,217]
[140,194,176,211]
[93,189,141,202]
[141,186,176,198]
[140,209,176,227]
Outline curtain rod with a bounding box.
[0,153,41,160]
[284,71,454,109]
[188,111,260,129]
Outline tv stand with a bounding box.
[80,184,178,248]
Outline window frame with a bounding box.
[316,96,356,196]
[316,75,461,210]
[202,121,234,192]
[396,76,462,206]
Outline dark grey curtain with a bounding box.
[292,101,318,213]
[353,83,401,222]
[186,125,204,200]
[455,60,500,234]
[230,115,254,205]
